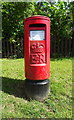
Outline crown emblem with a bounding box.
[31,43,44,53]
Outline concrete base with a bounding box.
[25,79,50,101]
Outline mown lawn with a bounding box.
[0,58,72,118]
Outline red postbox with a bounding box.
[24,16,50,101]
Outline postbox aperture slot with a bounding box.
[29,24,45,27]
[30,30,45,40]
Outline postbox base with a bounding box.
[25,79,50,101]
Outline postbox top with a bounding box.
[25,15,50,21]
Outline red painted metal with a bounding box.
[24,16,50,80]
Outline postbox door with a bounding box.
[29,25,46,65]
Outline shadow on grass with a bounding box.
[2,77,27,99]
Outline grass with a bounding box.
[0,58,72,118]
